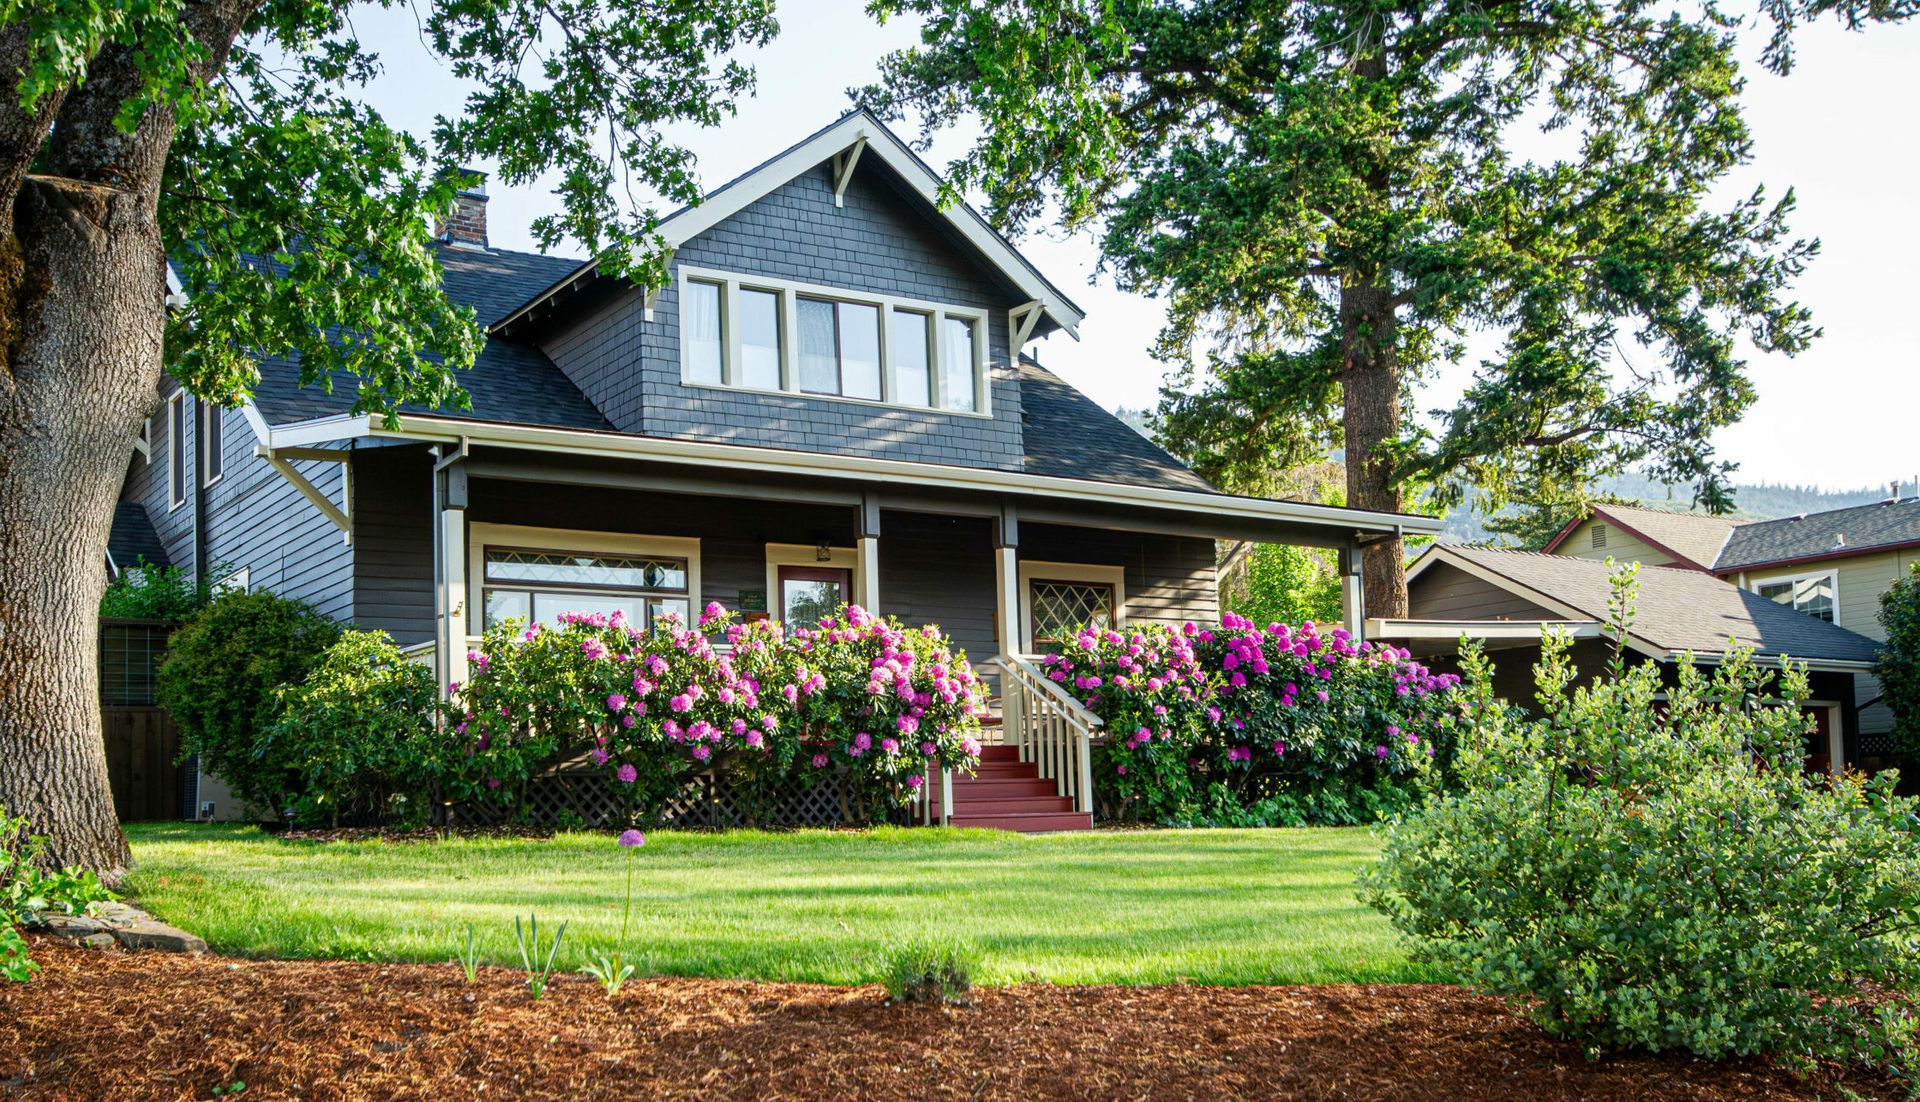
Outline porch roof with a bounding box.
[258,411,1441,546]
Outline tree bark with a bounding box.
[0,176,169,880]
[1339,279,1407,620]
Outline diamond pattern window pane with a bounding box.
[484,549,687,593]
[1030,581,1115,645]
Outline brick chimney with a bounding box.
[435,169,489,249]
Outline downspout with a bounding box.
[191,398,207,584]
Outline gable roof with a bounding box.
[1407,544,1882,668]
[490,111,1085,340]
[1715,496,1920,572]
[1542,502,1744,570]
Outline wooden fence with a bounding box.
[98,618,186,822]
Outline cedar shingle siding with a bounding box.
[544,158,1026,470]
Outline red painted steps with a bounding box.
[935,743,1093,833]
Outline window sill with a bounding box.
[676,378,995,420]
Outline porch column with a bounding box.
[993,503,1023,656]
[855,492,881,613]
[993,503,1026,759]
[1339,542,1365,640]
[437,455,470,695]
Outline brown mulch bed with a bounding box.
[0,939,1897,1101]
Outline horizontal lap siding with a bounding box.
[1556,519,1674,567]
[879,512,997,663]
[352,447,435,645]
[1744,548,1917,735]
[1020,524,1218,634]
[1407,563,1558,621]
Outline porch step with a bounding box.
[948,810,1095,832]
[934,743,1092,833]
[949,777,1059,800]
[945,795,1075,815]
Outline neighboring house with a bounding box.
[1536,495,1920,766]
[1370,545,1885,774]
[1542,502,1746,571]
[112,110,1439,823]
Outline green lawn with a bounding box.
[122,823,1435,986]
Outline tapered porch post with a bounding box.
[855,492,881,613]
[993,504,1026,758]
[1339,541,1365,640]
[436,453,470,694]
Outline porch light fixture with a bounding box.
[815,542,833,562]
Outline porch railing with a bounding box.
[979,654,1103,820]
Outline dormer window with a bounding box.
[678,267,986,415]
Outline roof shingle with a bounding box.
[1716,497,1920,571]
[1424,545,1882,664]
[1583,503,1744,569]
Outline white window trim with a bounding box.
[764,543,860,622]
[1749,568,1839,622]
[1017,560,1127,644]
[199,401,224,489]
[133,417,152,463]
[467,522,702,631]
[166,392,187,511]
[676,265,992,418]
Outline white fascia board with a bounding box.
[656,114,1086,334]
[265,412,1439,537]
[1367,618,1603,641]
[1666,649,1878,673]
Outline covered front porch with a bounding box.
[317,423,1436,830]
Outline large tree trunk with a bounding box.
[0,176,169,880]
[1339,279,1407,620]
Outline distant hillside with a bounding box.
[1107,405,1898,536]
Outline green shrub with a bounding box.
[2,806,115,982]
[875,934,978,1005]
[1362,568,1920,1074]
[157,589,343,815]
[1879,561,1920,760]
[1046,615,1465,825]
[98,557,223,621]
[269,629,445,827]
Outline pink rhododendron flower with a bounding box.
[616,763,639,783]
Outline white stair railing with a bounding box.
[984,654,1104,818]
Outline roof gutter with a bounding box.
[262,412,1442,537]
[1665,649,1878,673]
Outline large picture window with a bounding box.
[481,547,691,631]
[678,267,987,414]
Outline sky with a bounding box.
[351,0,1919,492]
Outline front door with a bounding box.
[778,565,852,625]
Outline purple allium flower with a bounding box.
[617,829,646,848]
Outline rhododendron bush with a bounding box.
[451,604,984,825]
[1042,615,1466,825]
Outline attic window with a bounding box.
[1591,523,1607,549]
[1757,573,1836,623]
[677,267,986,415]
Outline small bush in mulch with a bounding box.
[876,934,977,1006]
[0,938,1902,1101]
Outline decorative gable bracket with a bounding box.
[832,138,867,208]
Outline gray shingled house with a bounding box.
[110,111,1439,826]
[1540,496,1920,768]
[1373,544,1886,775]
